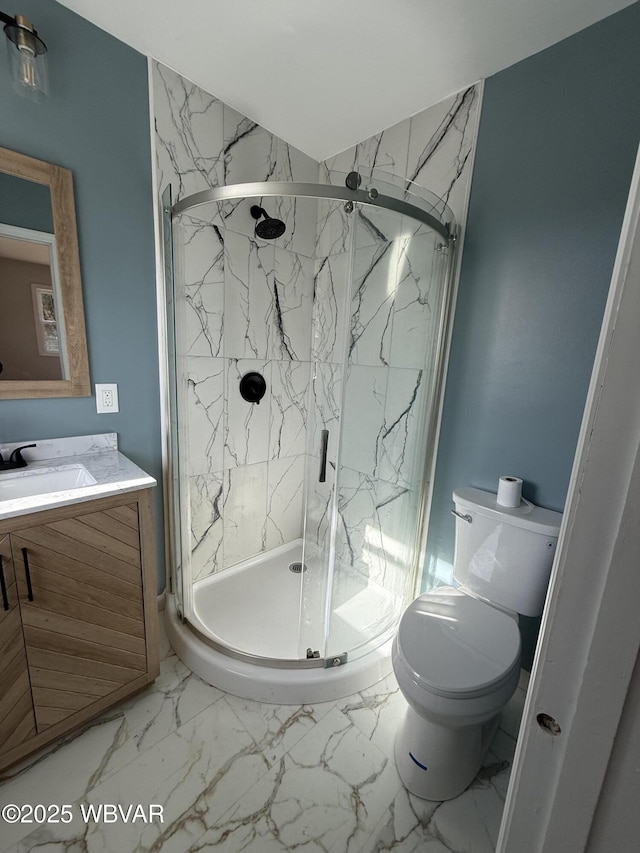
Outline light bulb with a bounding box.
[4,14,48,101]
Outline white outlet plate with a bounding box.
[95,383,119,414]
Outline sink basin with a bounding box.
[0,463,97,501]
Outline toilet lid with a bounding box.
[396,587,521,697]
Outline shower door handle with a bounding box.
[319,429,329,483]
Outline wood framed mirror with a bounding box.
[0,146,90,398]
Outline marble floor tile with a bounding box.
[109,655,226,757]
[425,768,509,853]
[223,693,336,767]
[0,715,138,851]
[189,706,402,853]
[80,700,270,853]
[3,645,525,853]
[360,786,451,853]
[337,672,407,763]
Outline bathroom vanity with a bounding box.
[0,435,159,772]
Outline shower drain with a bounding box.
[289,561,307,574]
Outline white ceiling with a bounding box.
[56,0,636,161]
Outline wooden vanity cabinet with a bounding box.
[0,489,159,771]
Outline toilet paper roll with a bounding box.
[497,476,523,508]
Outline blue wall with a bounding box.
[0,172,53,232]
[0,0,164,587]
[425,2,640,665]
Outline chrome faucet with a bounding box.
[0,443,37,472]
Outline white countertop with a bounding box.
[0,433,156,522]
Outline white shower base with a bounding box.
[165,540,396,704]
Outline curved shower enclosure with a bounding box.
[162,170,456,703]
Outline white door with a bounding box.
[497,143,640,852]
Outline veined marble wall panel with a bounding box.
[349,241,398,367]
[154,63,225,202]
[190,473,224,583]
[223,231,275,361]
[270,196,319,260]
[354,205,409,249]
[182,216,225,358]
[339,364,387,478]
[265,455,305,551]
[311,252,350,365]
[369,480,420,598]
[223,106,319,186]
[271,247,314,361]
[388,228,444,370]
[356,119,411,183]
[154,60,319,579]
[333,467,378,581]
[332,466,418,597]
[321,115,410,188]
[223,463,268,567]
[186,357,225,476]
[378,366,427,491]
[270,361,310,460]
[406,86,479,219]
[323,84,480,229]
[224,232,316,363]
[315,197,352,258]
[338,364,426,492]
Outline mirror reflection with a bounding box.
[0,230,66,381]
[0,170,66,381]
[0,146,89,398]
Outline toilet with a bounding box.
[392,486,562,801]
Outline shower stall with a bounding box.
[162,170,456,702]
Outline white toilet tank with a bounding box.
[452,487,563,617]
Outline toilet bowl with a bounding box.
[393,586,521,800]
[393,486,563,801]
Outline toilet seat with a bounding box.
[395,587,521,699]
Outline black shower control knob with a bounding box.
[239,371,267,404]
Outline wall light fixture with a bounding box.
[1,11,48,100]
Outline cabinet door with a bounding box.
[0,535,37,752]
[11,503,148,732]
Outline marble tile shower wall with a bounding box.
[318,85,481,595]
[154,58,481,586]
[322,84,480,220]
[304,209,448,607]
[154,61,319,580]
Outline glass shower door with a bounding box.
[325,203,451,661]
[164,174,454,667]
[162,185,188,620]
[297,194,355,661]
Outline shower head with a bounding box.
[250,205,286,240]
